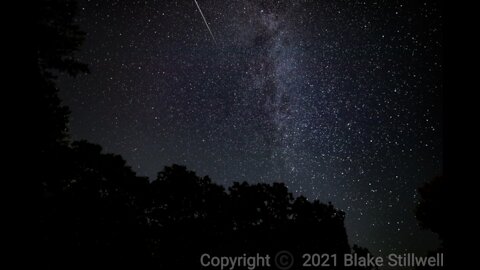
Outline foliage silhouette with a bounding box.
[416,176,448,250]
[34,0,89,77]
[41,158,369,269]
[415,176,449,270]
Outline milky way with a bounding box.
[58,0,443,257]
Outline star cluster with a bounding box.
[58,0,443,256]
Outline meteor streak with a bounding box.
[193,0,216,44]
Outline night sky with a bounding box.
[58,0,443,257]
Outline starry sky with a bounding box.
[58,0,443,257]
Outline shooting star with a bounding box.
[193,0,216,44]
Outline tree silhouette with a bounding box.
[29,0,90,208]
[40,158,373,269]
[29,0,88,152]
[39,141,150,269]
[27,2,91,267]
[34,0,89,77]
[413,176,450,270]
[416,176,449,252]
[142,165,358,269]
